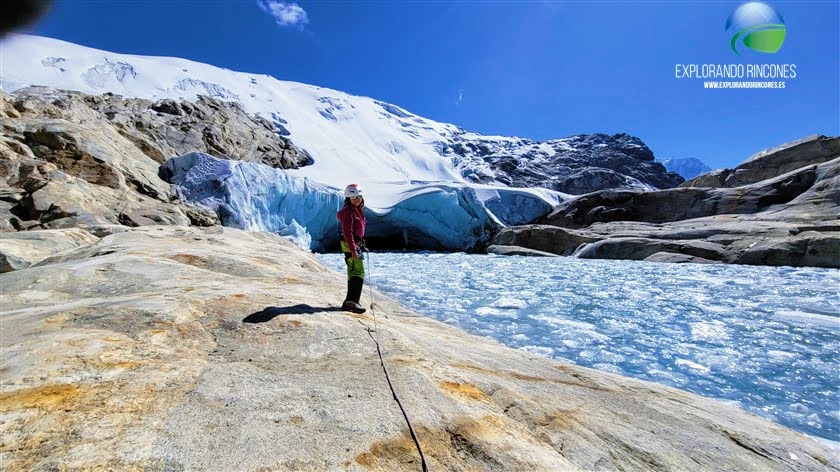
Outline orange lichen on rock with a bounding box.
[438,381,492,403]
[0,384,81,411]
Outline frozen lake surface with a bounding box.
[317,252,840,442]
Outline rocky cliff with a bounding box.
[1,225,836,470]
[0,87,309,234]
[491,135,840,268]
[448,132,685,194]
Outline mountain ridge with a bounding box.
[1,34,681,194]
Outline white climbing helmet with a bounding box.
[344,183,364,198]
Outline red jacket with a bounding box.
[337,203,366,253]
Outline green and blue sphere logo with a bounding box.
[726,1,786,55]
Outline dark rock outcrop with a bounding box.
[542,160,826,229]
[683,135,840,188]
[445,132,685,194]
[492,136,840,268]
[491,224,599,256]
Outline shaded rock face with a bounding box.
[1,225,835,471]
[492,224,598,256]
[445,132,685,194]
[0,87,312,232]
[544,162,825,229]
[493,135,840,268]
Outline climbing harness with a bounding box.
[364,248,429,472]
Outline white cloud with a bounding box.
[455,89,464,107]
[257,0,309,28]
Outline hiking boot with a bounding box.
[348,276,364,303]
[342,300,366,314]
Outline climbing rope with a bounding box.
[364,248,429,472]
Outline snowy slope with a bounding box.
[0,34,504,188]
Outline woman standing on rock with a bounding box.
[337,184,367,314]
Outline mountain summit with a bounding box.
[662,157,713,180]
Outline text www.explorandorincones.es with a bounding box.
[703,81,786,89]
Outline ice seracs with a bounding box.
[165,153,563,251]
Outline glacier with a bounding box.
[164,153,563,251]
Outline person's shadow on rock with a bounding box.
[243,305,343,324]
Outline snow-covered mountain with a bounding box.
[0,34,679,194]
[0,34,480,187]
[0,34,688,251]
[662,157,713,180]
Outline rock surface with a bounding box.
[485,244,559,257]
[683,135,840,188]
[0,226,98,272]
[5,87,311,168]
[0,87,308,232]
[1,225,837,471]
[493,136,840,268]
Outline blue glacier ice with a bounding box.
[165,152,341,250]
[164,153,561,251]
[364,183,558,250]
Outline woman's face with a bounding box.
[350,196,363,206]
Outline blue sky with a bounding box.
[25,0,840,169]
